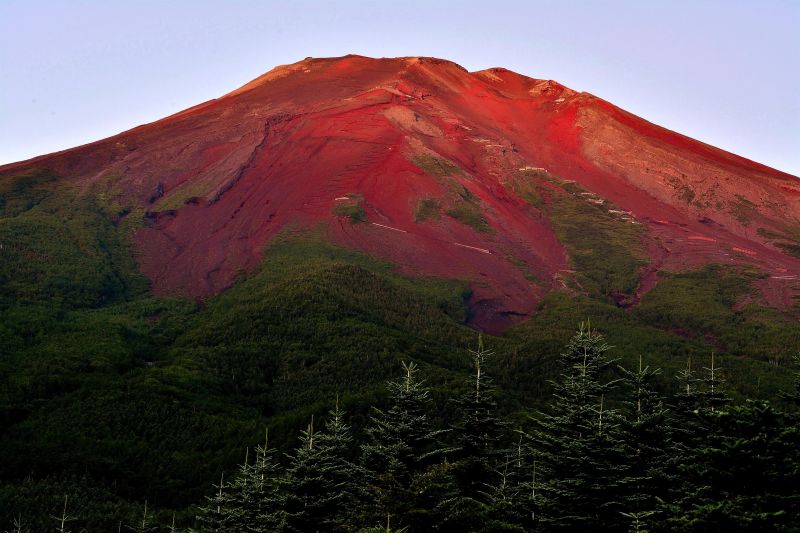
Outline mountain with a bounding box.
[1,56,799,527]
[3,54,798,331]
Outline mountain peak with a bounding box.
[2,55,798,330]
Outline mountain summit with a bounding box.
[3,55,798,330]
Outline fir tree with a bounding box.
[283,404,363,532]
[665,400,800,531]
[226,431,285,532]
[662,353,734,531]
[51,495,76,533]
[195,472,241,532]
[126,501,157,533]
[617,356,673,528]
[482,439,534,532]
[524,322,626,531]
[361,361,441,528]
[440,336,508,530]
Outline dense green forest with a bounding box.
[6,330,800,531]
[1,169,799,530]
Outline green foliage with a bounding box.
[775,241,800,259]
[445,201,491,232]
[635,266,800,366]
[440,179,492,232]
[506,169,549,209]
[332,197,366,223]
[282,407,363,532]
[617,357,674,527]
[666,176,696,205]
[413,197,442,222]
[0,169,147,308]
[524,324,627,530]
[756,226,800,259]
[728,194,758,226]
[544,181,646,299]
[360,361,441,528]
[1,167,799,531]
[449,338,506,501]
[410,154,463,177]
[661,400,800,531]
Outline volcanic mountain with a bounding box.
[3,55,799,330]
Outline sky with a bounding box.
[1,0,798,176]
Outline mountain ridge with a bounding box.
[2,54,798,330]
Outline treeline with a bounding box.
[10,325,800,532]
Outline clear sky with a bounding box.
[1,0,798,175]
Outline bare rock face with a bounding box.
[3,55,798,330]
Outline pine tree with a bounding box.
[666,400,800,531]
[51,495,76,533]
[283,404,363,532]
[126,501,158,533]
[662,353,733,530]
[226,431,285,532]
[482,439,533,532]
[360,361,441,528]
[195,472,241,532]
[524,322,626,531]
[439,336,508,530]
[617,356,673,529]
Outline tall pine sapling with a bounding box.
[439,336,508,530]
[361,361,441,528]
[283,404,363,532]
[524,321,626,531]
[617,356,673,528]
[195,472,241,532]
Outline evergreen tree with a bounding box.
[195,472,241,532]
[228,431,285,532]
[360,361,441,528]
[617,356,674,529]
[126,501,157,533]
[440,336,508,531]
[283,404,363,532]
[481,439,534,532]
[524,322,626,531]
[51,495,76,533]
[661,353,733,531]
[665,400,800,531]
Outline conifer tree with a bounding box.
[662,353,734,530]
[524,322,626,531]
[665,400,800,531]
[361,361,440,528]
[51,495,76,533]
[195,472,241,532]
[482,440,533,532]
[227,431,285,532]
[617,356,673,528]
[283,404,363,532]
[440,336,508,530]
[127,501,157,533]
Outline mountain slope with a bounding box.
[2,55,798,330]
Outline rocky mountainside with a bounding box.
[2,55,798,330]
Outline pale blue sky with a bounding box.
[1,0,798,175]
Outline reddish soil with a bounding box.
[2,55,798,330]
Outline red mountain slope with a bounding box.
[3,55,799,330]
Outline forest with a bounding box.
[6,326,800,532]
[1,170,799,531]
